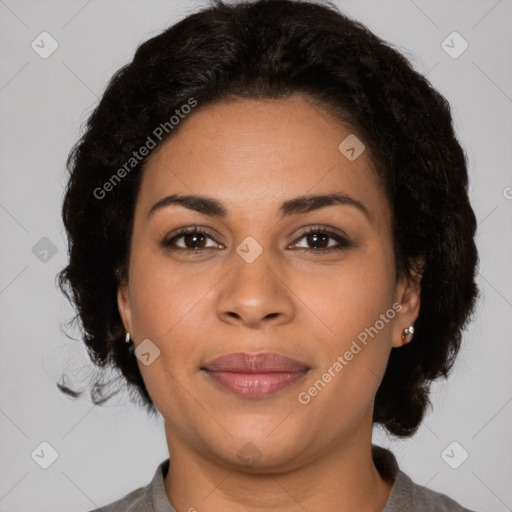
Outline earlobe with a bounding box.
[392,261,423,348]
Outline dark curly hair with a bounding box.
[57,0,479,437]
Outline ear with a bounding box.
[391,258,423,348]
[117,277,133,336]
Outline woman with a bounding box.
[57,0,480,510]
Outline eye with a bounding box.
[161,226,222,251]
[160,225,353,253]
[291,227,353,253]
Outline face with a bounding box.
[117,94,420,471]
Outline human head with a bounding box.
[58,0,479,439]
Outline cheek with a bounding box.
[312,254,394,341]
[296,273,395,431]
[128,248,208,339]
[303,250,396,403]
[127,250,212,385]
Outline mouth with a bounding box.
[201,352,310,398]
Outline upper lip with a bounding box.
[202,352,310,373]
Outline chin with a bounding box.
[203,424,311,473]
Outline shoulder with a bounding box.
[86,485,149,512]
[372,445,478,512]
[85,459,172,512]
[387,469,478,512]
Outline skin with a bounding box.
[117,93,421,512]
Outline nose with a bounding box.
[216,248,296,329]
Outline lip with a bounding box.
[202,352,310,398]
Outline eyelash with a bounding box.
[160,225,353,254]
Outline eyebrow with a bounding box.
[147,192,371,221]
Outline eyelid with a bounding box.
[292,224,350,243]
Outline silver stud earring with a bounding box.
[401,325,414,343]
[125,332,131,344]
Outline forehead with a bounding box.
[136,94,389,225]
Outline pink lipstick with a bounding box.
[202,352,310,398]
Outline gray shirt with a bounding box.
[89,445,477,512]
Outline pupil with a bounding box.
[308,233,327,248]
[186,233,205,248]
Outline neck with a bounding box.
[163,423,393,512]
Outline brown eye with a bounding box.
[161,227,221,250]
[293,228,352,252]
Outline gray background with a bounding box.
[0,0,511,511]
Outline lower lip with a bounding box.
[203,370,308,397]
